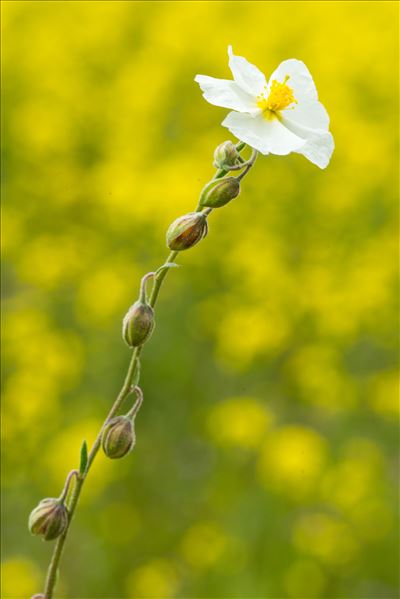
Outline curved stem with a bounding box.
[236,148,258,181]
[58,470,79,504]
[148,251,178,307]
[127,386,144,419]
[40,139,257,599]
[217,154,256,171]
[139,271,155,304]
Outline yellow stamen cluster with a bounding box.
[257,75,297,119]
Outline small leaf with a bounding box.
[79,440,88,476]
[156,262,180,276]
[164,262,180,269]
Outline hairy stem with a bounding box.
[41,141,255,599]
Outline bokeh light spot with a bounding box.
[293,512,359,565]
[181,522,227,570]
[258,425,327,499]
[126,558,179,599]
[284,559,326,598]
[1,558,41,599]
[208,396,274,449]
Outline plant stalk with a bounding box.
[40,142,256,599]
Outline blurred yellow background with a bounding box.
[1,1,398,598]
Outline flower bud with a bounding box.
[122,301,154,347]
[213,140,239,170]
[166,212,208,251]
[200,177,240,208]
[28,498,68,541]
[101,416,135,459]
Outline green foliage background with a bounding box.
[1,1,398,598]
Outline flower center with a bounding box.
[257,76,297,119]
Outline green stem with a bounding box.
[148,251,178,307]
[40,138,256,599]
[43,347,141,598]
[42,252,179,599]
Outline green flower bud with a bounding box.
[101,416,135,459]
[213,140,239,170]
[166,212,208,251]
[28,498,68,541]
[200,177,240,208]
[122,301,154,347]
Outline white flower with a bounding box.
[195,46,334,169]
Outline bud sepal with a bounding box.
[101,416,135,459]
[199,177,240,208]
[122,301,154,347]
[166,212,208,251]
[122,273,155,347]
[213,140,240,170]
[28,498,69,541]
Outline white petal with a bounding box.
[269,59,318,103]
[279,116,335,169]
[194,74,259,113]
[296,131,335,169]
[228,46,267,97]
[222,112,305,156]
[222,112,270,153]
[282,99,330,131]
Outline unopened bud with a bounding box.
[213,141,239,170]
[101,416,135,459]
[200,177,240,208]
[122,301,154,347]
[28,498,68,541]
[166,212,208,251]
